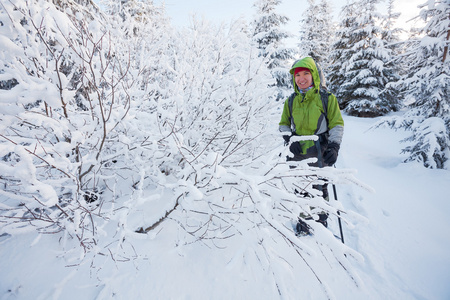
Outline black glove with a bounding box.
[282,134,291,146]
[289,142,303,156]
[323,142,340,166]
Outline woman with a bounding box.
[279,56,344,235]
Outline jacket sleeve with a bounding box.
[279,99,292,133]
[327,94,344,145]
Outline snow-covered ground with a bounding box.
[1,113,449,300]
[338,114,450,300]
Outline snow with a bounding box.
[1,0,449,298]
[1,113,449,300]
[338,114,450,299]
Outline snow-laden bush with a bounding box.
[0,0,133,249]
[0,0,279,252]
[0,4,366,291]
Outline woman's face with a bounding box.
[295,70,313,90]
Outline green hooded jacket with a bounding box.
[279,57,344,155]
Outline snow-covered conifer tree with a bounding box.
[381,0,404,50]
[329,0,401,117]
[298,0,335,74]
[385,0,450,169]
[378,0,404,112]
[252,0,295,100]
[328,1,358,98]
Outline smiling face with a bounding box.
[295,69,313,90]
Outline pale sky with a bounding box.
[155,0,426,41]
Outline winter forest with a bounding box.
[0,0,449,299]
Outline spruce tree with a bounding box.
[298,0,335,74]
[252,0,295,100]
[329,0,401,117]
[394,0,450,169]
[328,1,358,100]
[378,0,403,113]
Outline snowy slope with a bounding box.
[1,113,449,300]
[337,114,450,300]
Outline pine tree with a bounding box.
[329,0,401,117]
[378,0,403,113]
[393,0,450,169]
[298,0,335,74]
[252,0,295,100]
[381,0,404,46]
[328,1,358,99]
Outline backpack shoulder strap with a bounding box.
[287,92,296,132]
[319,89,330,119]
